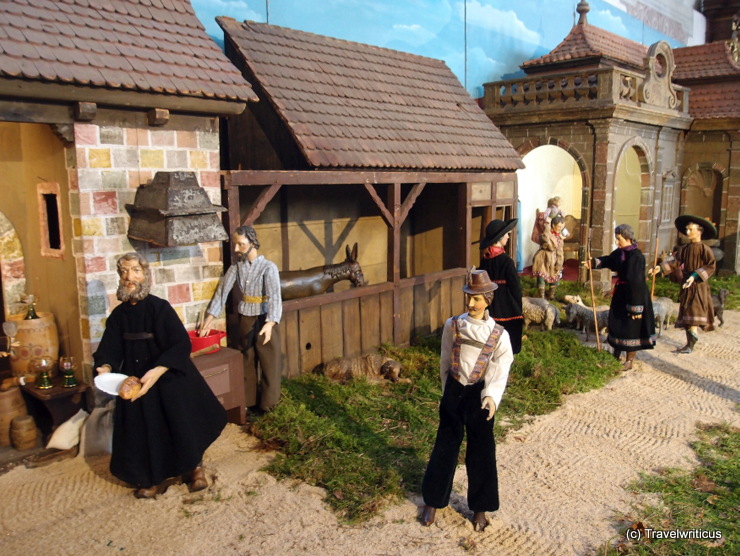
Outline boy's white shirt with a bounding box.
[439,311,514,408]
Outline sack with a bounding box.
[79,399,115,457]
[531,209,545,244]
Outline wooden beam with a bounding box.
[363,183,393,226]
[398,182,426,225]
[242,182,282,226]
[460,182,472,270]
[228,169,506,186]
[0,79,248,115]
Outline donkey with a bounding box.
[280,243,366,300]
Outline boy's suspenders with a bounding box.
[449,316,504,383]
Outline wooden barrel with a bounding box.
[0,387,28,447]
[10,415,37,451]
[9,312,59,376]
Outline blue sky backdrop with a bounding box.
[192,0,682,98]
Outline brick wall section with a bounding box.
[68,120,226,366]
[681,130,739,274]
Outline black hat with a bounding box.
[479,218,518,250]
[674,215,717,240]
[462,268,497,295]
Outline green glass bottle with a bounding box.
[24,301,39,320]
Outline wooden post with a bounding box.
[388,183,402,345]
[587,228,601,352]
[650,223,660,298]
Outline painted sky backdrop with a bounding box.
[192,0,684,98]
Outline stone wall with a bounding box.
[69,116,227,368]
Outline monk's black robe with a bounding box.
[94,295,227,488]
[595,247,656,352]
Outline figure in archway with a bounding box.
[531,216,565,300]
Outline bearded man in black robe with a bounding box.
[94,252,227,499]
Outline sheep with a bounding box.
[652,296,677,336]
[564,302,608,341]
[563,294,609,332]
[522,297,561,331]
[712,288,729,327]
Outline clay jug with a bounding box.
[0,387,27,447]
[9,312,59,376]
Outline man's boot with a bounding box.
[678,329,698,354]
[546,286,556,300]
[538,286,546,299]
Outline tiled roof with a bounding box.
[684,82,740,120]
[522,12,647,72]
[0,0,256,104]
[673,41,740,120]
[219,19,523,171]
[673,41,740,81]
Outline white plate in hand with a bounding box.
[94,373,128,396]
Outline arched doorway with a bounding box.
[684,166,722,229]
[613,146,648,237]
[517,145,583,269]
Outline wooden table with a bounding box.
[21,377,93,439]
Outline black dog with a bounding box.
[712,288,729,327]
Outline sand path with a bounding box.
[1,311,738,555]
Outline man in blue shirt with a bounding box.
[201,226,283,412]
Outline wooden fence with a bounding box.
[279,268,467,376]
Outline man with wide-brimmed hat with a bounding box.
[478,218,523,354]
[420,268,513,532]
[651,215,717,353]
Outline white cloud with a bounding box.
[192,0,264,36]
[456,0,540,45]
[390,23,436,46]
[590,9,629,36]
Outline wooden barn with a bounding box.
[216,19,524,376]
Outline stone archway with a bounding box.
[613,139,652,247]
[516,138,588,268]
[0,212,27,320]
[681,163,726,232]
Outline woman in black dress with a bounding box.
[590,224,656,369]
[478,219,523,354]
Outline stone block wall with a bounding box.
[68,116,228,368]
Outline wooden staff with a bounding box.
[650,223,660,299]
[587,228,601,352]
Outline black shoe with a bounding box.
[421,505,436,526]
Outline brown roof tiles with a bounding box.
[0,0,257,104]
[673,41,740,81]
[522,8,648,73]
[219,18,522,171]
[673,41,740,120]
